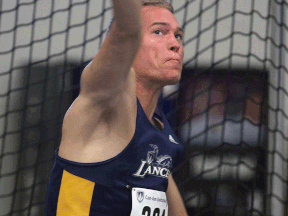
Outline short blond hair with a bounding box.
[103,1,174,40]
[142,0,174,14]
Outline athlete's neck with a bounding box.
[136,80,162,124]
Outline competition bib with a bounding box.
[130,187,168,216]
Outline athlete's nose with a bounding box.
[168,35,181,52]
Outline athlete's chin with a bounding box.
[164,77,181,85]
[167,71,182,83]
[158,73,182,86]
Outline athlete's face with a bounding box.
[132,6,184,86]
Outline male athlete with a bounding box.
[45,0,188,215]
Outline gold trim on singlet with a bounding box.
[57,170,95,216]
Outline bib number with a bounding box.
[130,188,168,216]
[142,206,166,216]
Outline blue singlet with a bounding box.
[45,97,184,216]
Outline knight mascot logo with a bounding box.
[133,145,172,179]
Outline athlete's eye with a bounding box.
[175,34,183,40]
[154,29,183,41]
[154,29,163,35]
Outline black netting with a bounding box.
[0,0,287,216]
[164,68,269,216]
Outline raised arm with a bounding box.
[59,0,143,162]
[80,0,142,101]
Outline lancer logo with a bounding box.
[133,145,172,179]
[136,190,144,203]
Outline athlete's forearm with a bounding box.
[167,174,188,216]
[112,0,142,34]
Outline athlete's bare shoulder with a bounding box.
[59,67,137,163]
[58,68,138,164]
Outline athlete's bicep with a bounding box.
[80,19,141,103]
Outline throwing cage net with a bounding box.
[0,0,287,215]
